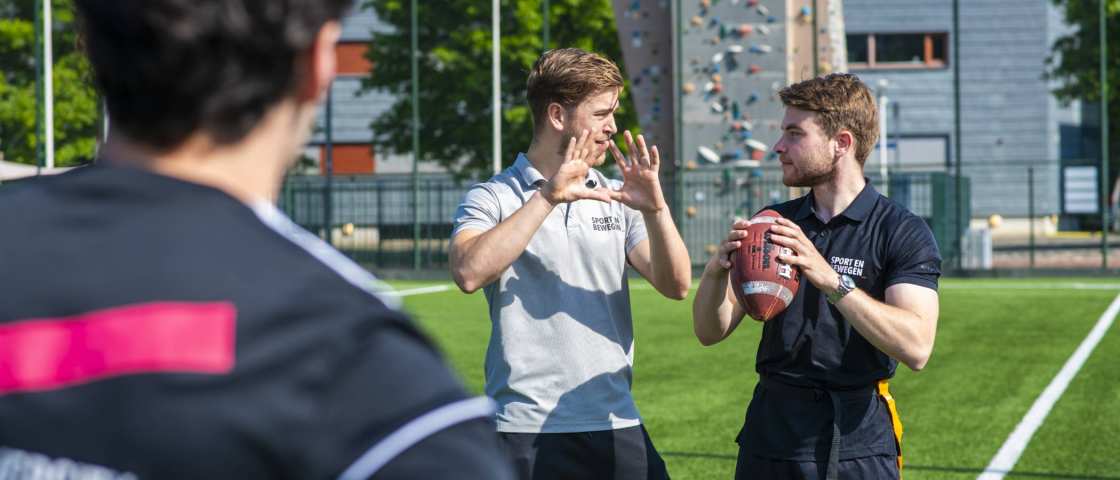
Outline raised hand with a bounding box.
[540,130,619,205]
[609,131,667,213]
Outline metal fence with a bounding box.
[278,168,972,271]
[677,167,969,268]
[279,174,470,270]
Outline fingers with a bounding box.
[582,129,600,162]
[776,249,805,267]
[564,136,578,163]
[773,218,805,236]
[566,130,592,164]
[601,188,623,202]
[725,227,749,243]
[634,133,651,169]
[578,187,617,204]
[649,145,660,171]
[718,240,740,269]
[623,131,640,166]
[609,141,631,175]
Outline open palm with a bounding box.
[610,131,667,213]
[541,130,617,205]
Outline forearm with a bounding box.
[833,289,935,371]
[692,261,739,345]
[640,208,692,299]
[450,193,554,292]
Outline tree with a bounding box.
[1045,0,1119,187]
[361,0,639,179]
[0,0,98,167]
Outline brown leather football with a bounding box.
[730,209,800,321]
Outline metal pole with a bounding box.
[493,0,502,175]
[376,185,384,266]
[879,92,889,197]
[1100,0,1110,269]
[325,86,334,246]
[34,0,42,172]
[43,0,53,169]
[952,0,963,270]
[102,100,109,143]
[672,0,685,229]
[812,0,819,77]
[1029,167,1035,269]
[542,0,550,51]
[411,0,422,270]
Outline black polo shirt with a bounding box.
[736,181,940,461]
[756,181,941,388]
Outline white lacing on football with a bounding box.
[747,216,779,226]
[742,280,795,306]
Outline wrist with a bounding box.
[704,257,730,276]
[537,183,559,207]
[640,201,670,216]
[825,273,856,304]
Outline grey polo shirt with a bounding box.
[452,153,648,433]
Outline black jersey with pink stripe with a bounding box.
[0,164,512,479]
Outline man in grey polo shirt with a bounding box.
[450,48,691,479]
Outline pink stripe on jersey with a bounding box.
[0,302,236,394]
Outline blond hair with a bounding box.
[527,48,623,130]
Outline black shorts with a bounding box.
[735,453,898,480]
[498,425,670,480]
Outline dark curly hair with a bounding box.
[75,0,352,150]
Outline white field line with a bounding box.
[977,291,1120,480]
[386,284,452,297]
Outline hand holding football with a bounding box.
[729,210,801,321]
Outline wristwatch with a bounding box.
[826,274,856,304]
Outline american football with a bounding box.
[730,209,801,321]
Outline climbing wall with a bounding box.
[612,0,675,166]
[678,0,791,170]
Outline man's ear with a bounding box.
[547,103,566,132]
[297,21,342,103]
[833,130,855,159]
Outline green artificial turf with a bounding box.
[391,278,1120,480]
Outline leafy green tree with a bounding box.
[1046,0,1119,185]
[0,0,97,167]
[361,0,638,179]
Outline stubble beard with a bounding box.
[782,147,837,188]
[558,130,609,166]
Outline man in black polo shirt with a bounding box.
[693,73,941,479]
[0,1,513,478]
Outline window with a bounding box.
[846,33,948,69]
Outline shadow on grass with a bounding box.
[660,452,1120,479]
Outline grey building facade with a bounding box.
[844,0,1082,217]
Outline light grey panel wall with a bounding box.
[845,0,952,33]
[311,76,394,145]
[846,0,1063,217]
[340,1,392,42]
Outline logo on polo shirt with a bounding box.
[591,216,623,232]
[830,256,865,277]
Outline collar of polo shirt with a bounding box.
[796,178,880,223]
[513,153,598,190]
